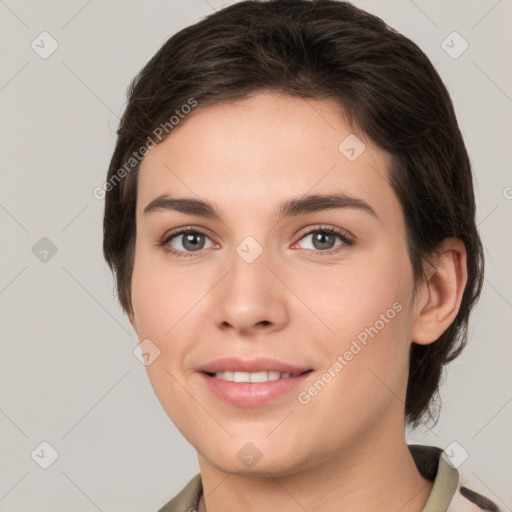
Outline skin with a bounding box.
[128,91,467,512]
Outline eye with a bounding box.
[158,225,354,258]
[293,226,353,254]
[159,228,215,257]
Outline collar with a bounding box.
[158,444,459,512]
[408,444,459,511]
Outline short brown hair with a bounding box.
[102,0,484,427]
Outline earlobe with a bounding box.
[411,238,468,345]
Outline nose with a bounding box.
[212,244,289,337]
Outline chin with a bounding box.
[198,438,312,478]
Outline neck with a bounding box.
[196,421,433,512]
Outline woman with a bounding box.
[102,1,499,510]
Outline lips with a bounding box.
[197,357,314,407]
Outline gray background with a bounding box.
[1,0,511,510]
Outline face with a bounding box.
[129,91,418,476]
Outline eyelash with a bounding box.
[157,225,354,259]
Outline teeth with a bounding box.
[248,371,270,383]
[234,371,249,383]
[213,371,296,382]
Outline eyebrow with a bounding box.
[143,192,378,221]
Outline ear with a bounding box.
[411,238,468,345]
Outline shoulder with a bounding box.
[449,482,501,512]
[156,473,202,512]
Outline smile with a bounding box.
[209,370,303,382]
[199,369,314,407]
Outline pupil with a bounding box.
[314,232,333,250]
[184,233,203,251]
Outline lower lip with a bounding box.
[199,371,313,407]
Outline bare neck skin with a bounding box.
[196,398,434,512]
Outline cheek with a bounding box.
[130,245,189,340]
[130,256,204,433]
[308,248,413,393]
[130,250,210,393]
[314,250,411,336]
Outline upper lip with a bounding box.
[198,357,312,374]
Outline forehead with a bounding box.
[136,91,398,224]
